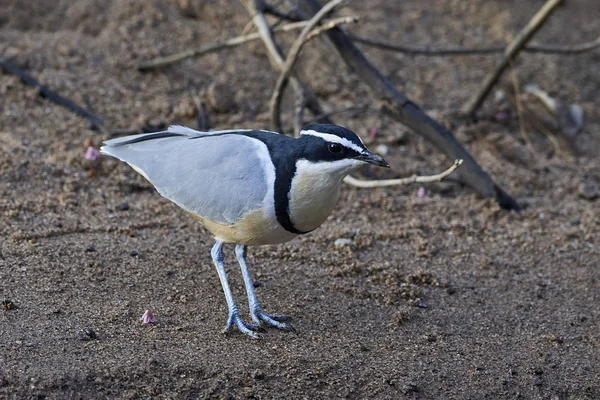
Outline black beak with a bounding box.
[356,150,390,168]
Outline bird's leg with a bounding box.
[211,241,260,338]
[235,244,293,330]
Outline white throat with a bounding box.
[287,158,359,233]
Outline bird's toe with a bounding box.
[254,310,294,331]
[223,311,262,339]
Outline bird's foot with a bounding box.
[223,310,261,339]
[251,308,294,331]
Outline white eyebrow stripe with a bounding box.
[300,130,365,153]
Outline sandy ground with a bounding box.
[1,0,599,398]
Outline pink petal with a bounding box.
[84,146,101,160]
[495,111,510,123]
[367,128,379,138]
[417,187,429,199]
[140,310,156,324]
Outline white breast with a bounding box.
[288,159,358,233]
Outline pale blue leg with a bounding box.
[235,244,293,331]
[211,241,259,339]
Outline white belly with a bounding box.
[288,159,357,233]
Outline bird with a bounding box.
[101,123,389,338]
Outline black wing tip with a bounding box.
[102,131,186,147]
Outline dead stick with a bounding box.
[304,103,370,124]
[140,30,600,71]
[270,0,350,133]
[344,159,462,188]
[192,95,210,131]
[462,0,563,118]
[0,57,106,131]
[293,93,307,135]
[139,19,347,71]
[304,16,357,42]
[242,0,332,127]
[349,33,600,56]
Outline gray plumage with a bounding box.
[101,126,269,225]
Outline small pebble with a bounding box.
[400,383,419,395]
[578,182,598,200]
[252,370,265,380]
[1,298,16,310]
[78,328,97,341]
[334,238,353,248]
[129,250,139,257]
[116,202,130,211]
[375,144,389,156]
[86,245,96,253]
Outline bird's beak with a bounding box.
[356,151,390,168]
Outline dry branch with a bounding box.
[462,0,564,118]
[344,159,463,188]
[304,103,370,124]
[293,93,306,135]
[304,16,357,42]
[269,0,348,133]
[297,0,519,210]
[349,33,600,56]
[139,18,352,71]
[1,57,106,132]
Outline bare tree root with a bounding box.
[1,57,106,132]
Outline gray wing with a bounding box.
[101,127,269,225]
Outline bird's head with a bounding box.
[297,124,389,176]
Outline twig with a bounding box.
[140,23,599,71]
[193,95,210,131]
[298,0,519,210]
[462,0,564,118]
[344,159,463,188]
[293,93,306,135]
[1,57,106,132]
[304,16,358,42]
[349,33,600,56]
[140,20,314,71]
[107,128,143,137]
[304,102,371,124]
[242,0,332,128]
[510,66,535,153]
[269,0,347,133]
[524,35,600,54]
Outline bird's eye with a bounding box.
[328,143,343,154]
